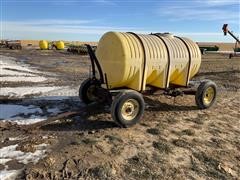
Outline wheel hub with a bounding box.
[203,87,215,105]
[121,99,139,121]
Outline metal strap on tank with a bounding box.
[175,36,192,87]
[128,32,147,91]
[152,34,171,89]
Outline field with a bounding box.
[0,49,239,179]
[197,42,237,51]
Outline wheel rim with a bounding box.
[203,87,215,105]
[86,85,97,101]
[121,99,140,121]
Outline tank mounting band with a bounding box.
[128,32,147,92]
[175,37,192,87]
[152,34,171,89]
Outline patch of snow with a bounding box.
[0,86,65,98]
[0,55,54,84]
[7,117,47,125]
[42,136,48,139]
[1,69,37,76]
[0,144,47,165]
[35,96,75,101]
[1,65,35,73]
[8,137,24,141]
[0,104,46,125]
[47,107,62,115]
[0,54,79,126]
[0,169,21,180]
[0,145,22,165]
[0,159,12,165]
[17,144,48,164]
[43,86,78,97]
[0,55,39,75]
[0,104,43,119]
[0,86,79,99]
[0,103,67,125]
[0,55,76,99]
[0,143,48,179]
[0,55,16,63]
[1,76,47,82]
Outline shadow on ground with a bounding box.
[144,96,198,111]
[39,99,119,132]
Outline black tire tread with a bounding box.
[195,80,217,109]
[111,91,145,128]
[79,78,95,104]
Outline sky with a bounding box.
[1,0,239,42]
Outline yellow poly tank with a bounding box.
[39,40,49,50]
[96,32,201,91]
[56,41,65,50]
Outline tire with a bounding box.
[195,80,217,109]
[111,91,145,128]
[79,78,98,104]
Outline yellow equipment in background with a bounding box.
[55,41,65,50]
[39,40,65,50]
[96,32,201,91]
[39,40,49,50]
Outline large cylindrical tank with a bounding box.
[39,40,49,50]
[55,41,65,50]
[96,32,201,91]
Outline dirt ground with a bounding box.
[0,49,240,179]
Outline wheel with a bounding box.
[111,91,145,127]
[79,78,98,104]
[195,80,217,109]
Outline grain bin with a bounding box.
[55,41,64,50]
[79,32,217,127]
[39,40,49,50]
